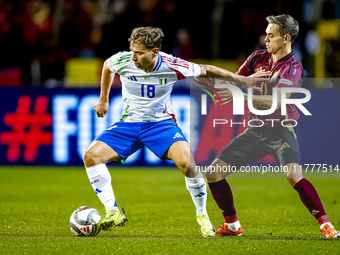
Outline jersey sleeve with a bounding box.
[162,54,201,79]
[276,60,304,88]
[187,62,202,79]
[107,51,133,74]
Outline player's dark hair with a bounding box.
[266,14,299,42]
[129,27,164,49]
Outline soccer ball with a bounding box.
[69,206,102,237]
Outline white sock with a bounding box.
[86,164,118,212]
[226,220,241,231]
[185,172,208,216]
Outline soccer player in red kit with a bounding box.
[206,14,339,238]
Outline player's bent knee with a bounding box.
[205,159,232,180]
[287,177,302,187]
[284,163,303,179]
[284,163,303,187]
[82,150,94,166]
[177,161,192,177]
[171,158,194,177]
[83,149,103,167]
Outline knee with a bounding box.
[178,161,192,177]
[83,149,100,167]
[284,163,302,187]
[205,162,230,181]
[286,177,302,187]
[285,171,302,186]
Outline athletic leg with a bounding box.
[207,158,243,236]
[141,120,214,237]
[283,163,339,237]
[83,140,120,211]
[165,141,215,237]
[166,141,207,215]
[274,126,339,238]
[142,120,209,216]
[282,161,327,223]
[83,140,127,230]
[206,128,267,236]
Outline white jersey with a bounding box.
[108,51,201,122]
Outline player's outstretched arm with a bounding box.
[198,64,270,90]
[199,65,238,80]
[94,60,115,118]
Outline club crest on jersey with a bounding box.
[160,76,167,85]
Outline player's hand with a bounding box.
[94,99,109,118]
[239,70,271,92]
[248,70,272,78]
[214,89,233,106]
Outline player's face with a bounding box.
[130,43,158,71]
[265,24,286,54]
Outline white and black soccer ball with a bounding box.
[69,206,102,237]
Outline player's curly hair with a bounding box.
[266,14,299,42]
[129,27,164,49]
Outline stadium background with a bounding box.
[0,0,339,167]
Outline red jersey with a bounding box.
[236,50,304,127]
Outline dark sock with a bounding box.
[293,178,329,226]
[208,179,238,223]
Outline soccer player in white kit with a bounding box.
[82,27,269,237]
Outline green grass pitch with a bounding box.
[1,166,339,254]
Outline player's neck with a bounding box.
[272,45,292,63]
[143,55,159,73]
